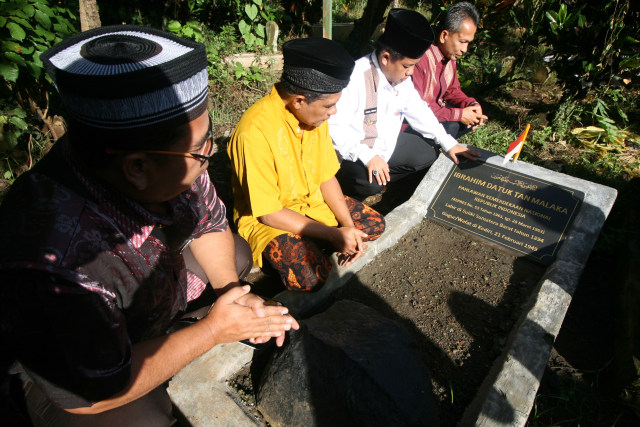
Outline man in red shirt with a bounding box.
[411,2,488,139]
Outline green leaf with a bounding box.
[6,22,26,41]
[167,20,182,32]
[5,51,26,66]
[53,23,71,34]
[0,17,6,27]
[34,2,55,17]
[9,16,33,30]
[13,107,28,118]
[182,26,194,38]
[253,0,262,6]
[243,32,256,48]
[0,62,19,82]
[35,9,52,29]
[12,9,28,19]
[2,41,22,54]
[9,116,28,130]
[23,4,35,17]
[3,171,13,180]
[558,4,567,22]
[238,20,251,36]
[619,57,640,70]
[255,24,265,39]
[245,4,258,21]
[27,61,42,79]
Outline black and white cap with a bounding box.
[41,25,208,133]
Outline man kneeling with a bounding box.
[228,38,385,291]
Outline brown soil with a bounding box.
[331,217,546,425]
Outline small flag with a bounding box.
[503,124,530,165]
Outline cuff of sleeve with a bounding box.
[440,134,459,153]
[252,200,284,219]
[357,145,376,166]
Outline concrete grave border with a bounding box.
[168,148,617,426]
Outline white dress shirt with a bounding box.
[329,53,459,166]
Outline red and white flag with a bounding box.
[503,124,530,165]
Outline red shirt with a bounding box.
[412,44,477,123]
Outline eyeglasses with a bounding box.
[106,117,215,164]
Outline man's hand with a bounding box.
[447,144,480,164]
[461,105,488,130]
[330,226,367,255]
[234,291,268,317]
[204,285,299,347]
[337,250,365,267]
[366,155,390,185]
[331,226,368,267]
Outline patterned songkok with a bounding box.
[41,25,208,136]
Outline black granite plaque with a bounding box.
[426,159,584,265]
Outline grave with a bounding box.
[426,158,584,265]
[168,147,617,426]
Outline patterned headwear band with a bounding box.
[41,25,208,132]
[282,66,350,94]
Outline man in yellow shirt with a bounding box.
[228,38,385,291]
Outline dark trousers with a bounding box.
[336,131,440,200]
[23,378,175,427]
[441,121,472,140]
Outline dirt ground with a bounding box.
[331,216,546,425]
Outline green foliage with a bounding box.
[540,0,638,95]
[0,0,78,181]
[166,19,205,43]
[0,104,28,154]
[0,99,49,181]
[232,63,265,83]
[234,0,284,50]
[0,0,77,87]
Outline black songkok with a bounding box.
[41,25,208,136]
[282,38,355,94]
[379,8,434,59]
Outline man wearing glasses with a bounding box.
[0,26,298,426]
[228,38,385,292]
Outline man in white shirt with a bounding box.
[329,8,479,200]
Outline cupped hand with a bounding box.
[234,291,268,317]
[204,285,299,347]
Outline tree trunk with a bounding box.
[79,0,101,32]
